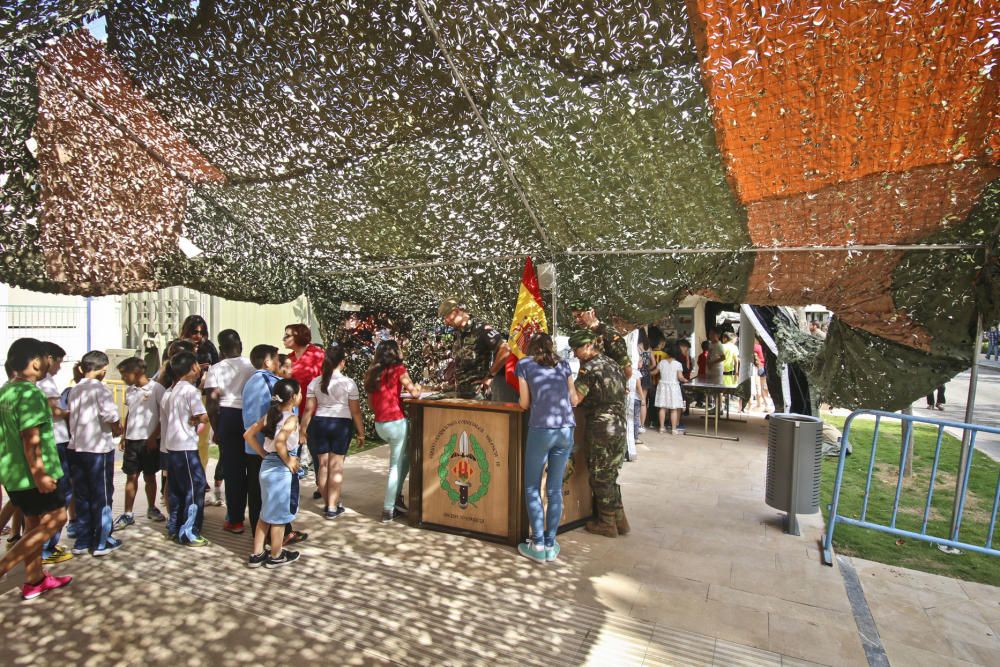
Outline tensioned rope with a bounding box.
[414,0,555,256]
[563,244,984,256]
[316,243,984,275]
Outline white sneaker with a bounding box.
[210,487,223,506]
[638,426,646,434]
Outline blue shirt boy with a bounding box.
[241,369,279,455]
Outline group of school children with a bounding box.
[0,325,349,602]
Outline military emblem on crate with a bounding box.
[562,453,575,485]
[438,430,491,509]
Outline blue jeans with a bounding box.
[68,450,114,551]
[375,419,409,511]
[43,442,73,558]
[524,426,574,548]
[989,341,999,359]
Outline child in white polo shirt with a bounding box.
[162,352,210,546]
[113,357,166,529]
[203,329,255,534]
[68,350,123,556]
[36,342,74,564]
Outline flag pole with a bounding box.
[551,264,558,335]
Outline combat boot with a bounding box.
[615,509,631,535]
[585,512,618,538]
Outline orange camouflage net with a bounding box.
[689,0,998,204]
[689,0,999,347]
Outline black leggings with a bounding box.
[926,386,945,406]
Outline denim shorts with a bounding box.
[307,416,353,456]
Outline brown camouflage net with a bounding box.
[35,31,223,294]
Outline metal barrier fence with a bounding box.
[822,409,1000,565]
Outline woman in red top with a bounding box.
[752,336,771,411]
[284,323,325,507]
[364,340,422,523]
[284,324,325,415]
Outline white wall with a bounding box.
[1,283,123,387]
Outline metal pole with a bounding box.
[787,421,801,536]
[85,297,92,351]
[900,405,913,478]
[551,264,558,335]
[944,315,983,552]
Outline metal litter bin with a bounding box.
[765,413,823,535]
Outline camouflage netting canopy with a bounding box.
[1,1,999,410]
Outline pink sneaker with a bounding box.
[21,572,72,601]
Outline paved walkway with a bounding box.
[1,415,997,665]
[908,357,1000,462]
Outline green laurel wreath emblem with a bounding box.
[437,433,491,505]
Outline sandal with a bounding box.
[283,530,308,546]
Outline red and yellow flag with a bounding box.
[505,257,548,392]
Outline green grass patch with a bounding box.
[821,414,1000,587]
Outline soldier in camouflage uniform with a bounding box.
[570,329,630,538]
[569,299,633,380]
[439,296,513,401]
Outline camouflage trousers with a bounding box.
[587,426,626,515]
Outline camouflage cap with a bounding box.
[568,298,594,312]
[438,296,467,319]
[568,329,597,348]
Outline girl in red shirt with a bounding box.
[364,340,422,523]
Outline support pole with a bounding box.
[944,315,983,552]
[900,405,913,478]
[787,421,801,536]
[85,296,92,351]
[551,264,558,335]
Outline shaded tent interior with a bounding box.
[1,1,997,410]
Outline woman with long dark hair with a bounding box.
[180,315,220,367]
[242,378,302,568]
[515,333,579,562]
[299,345,365,519]
[179,316,223,504]
[364,340,422,523]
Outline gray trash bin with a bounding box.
[765,413,823,535]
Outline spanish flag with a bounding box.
[505,257,548,392]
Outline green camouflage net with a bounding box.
[1,1,998,411]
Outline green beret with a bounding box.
[438,296,467,319]
[568,329,597,348]
[568,298,594,312]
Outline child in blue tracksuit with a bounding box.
[67,350,123,556]
[161,352,210,546]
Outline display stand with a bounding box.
[406,398,592,545]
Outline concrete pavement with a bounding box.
[910,354,1000,462]
[2,417,998,665]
